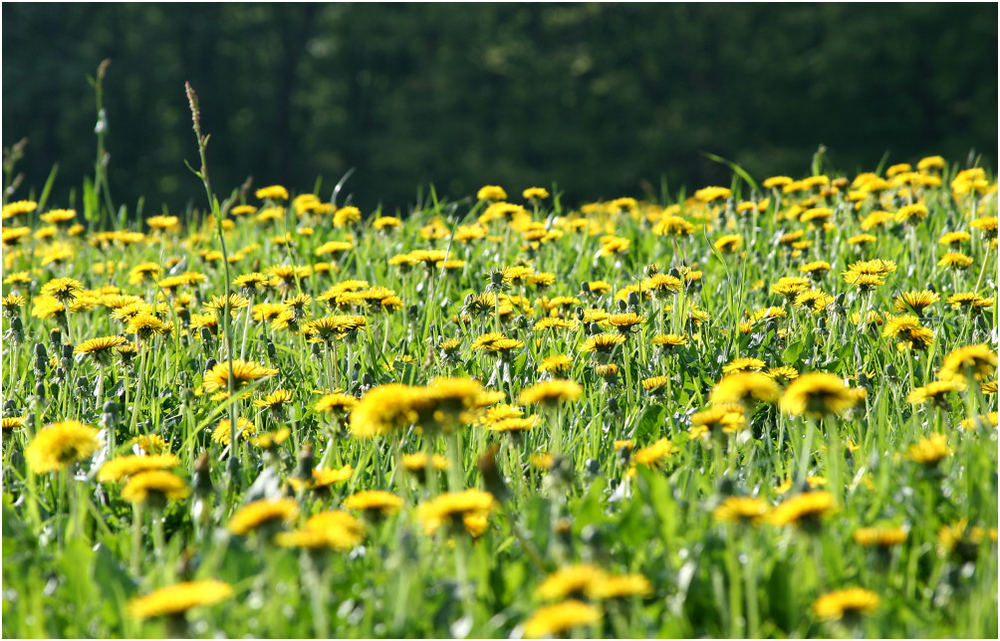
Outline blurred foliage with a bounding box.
[2,3,997,213]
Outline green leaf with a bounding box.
[635,404,666,440]
[703,152,759,193]
[37,163,59,212]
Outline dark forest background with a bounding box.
[3,3,997,214]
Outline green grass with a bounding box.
[1,155,997,639]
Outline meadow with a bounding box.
[1,96,998,638]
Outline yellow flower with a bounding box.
[128,580,234,620]
[588,573,654,599]
[882,315,934,350]
[401,452,449,474]
[25,420,100,474]
[128,262,162,285]
[98,453,181,482]
[202,360,278,394]
[711,372,780,406]
[126,313,172,340]
[695,186,731,202]
[40,208,77,224]
[287,465,354,492]
[893,290,939,313]
[853,526,908,547]
[519,380,583,406]
[938,344,997,382]
[211,418,257,444]
[651,333,687,349]
[939,230,971,246]
[713,496,769,524]
[228,498,299,535]
[581,333,626,353]
[276,511,365,551]
[255,185,289,200]
[937,252,973,268]
[608,312,644,333]
[763,176,794,189]
[769,491,836,528]
[315,392,358,414]
[121,470,190,504]
[906,379,964,405]
[691,404,746,434]
[538,355,573,374]
[633,437,673,466]
[523,600,600,638]
[713,234,743,254]
[959,412,998,431]
[812,588,879,621]
[894,203,928,223]
[343,490,404,515]
[2,416,26,431]
[1,199,38,219]
[252,389,293,410]
[523,187,550,200]
[349,384,425,438]
[723,357,766,374]
[476,185,507,201]
[905,433,952,466]
[417,489,495,535]
[780,372,862,418]
[40,277,83,301]
[537,564,606,600]
[373,215,402,229]
[252,428,291,449]
[641,375,669,392]
[74,335,128,363]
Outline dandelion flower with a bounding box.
[711,372,780,406]
[769,491,836,528]
[780,372,862,418]
[537,564,605,601]
[128,580,233,620]
[522,600,600,639]
[417,489,495,536]
[255,185,289,201]
[477,185,507,201]
[228,498,299,535]
[202,360,278,394]
[343,490,404,515]
[25,420,100,474]
[519,380,583,406]
[812,587,880,621]
[713,496,769,524]
[853,526,907,547]
[938,344,997,382]
[99,453,181,482]
[121,470,190,505]
[905,434,952,466]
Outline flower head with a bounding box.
[25,420,100,474]
[780,372,862,418]
[417,489,496,535]
[938,344,997,382]
[519,380,583,406]
[769,491,836,528]
[711,372,780,406]
[228,498,299,535]
[812,587,880,621]
[128,580,234,620]
[523,600,601,639]
[202,360,278,394]
[121,470,190,505]
[713,496,769,524]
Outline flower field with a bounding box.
[1,142,997,638]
